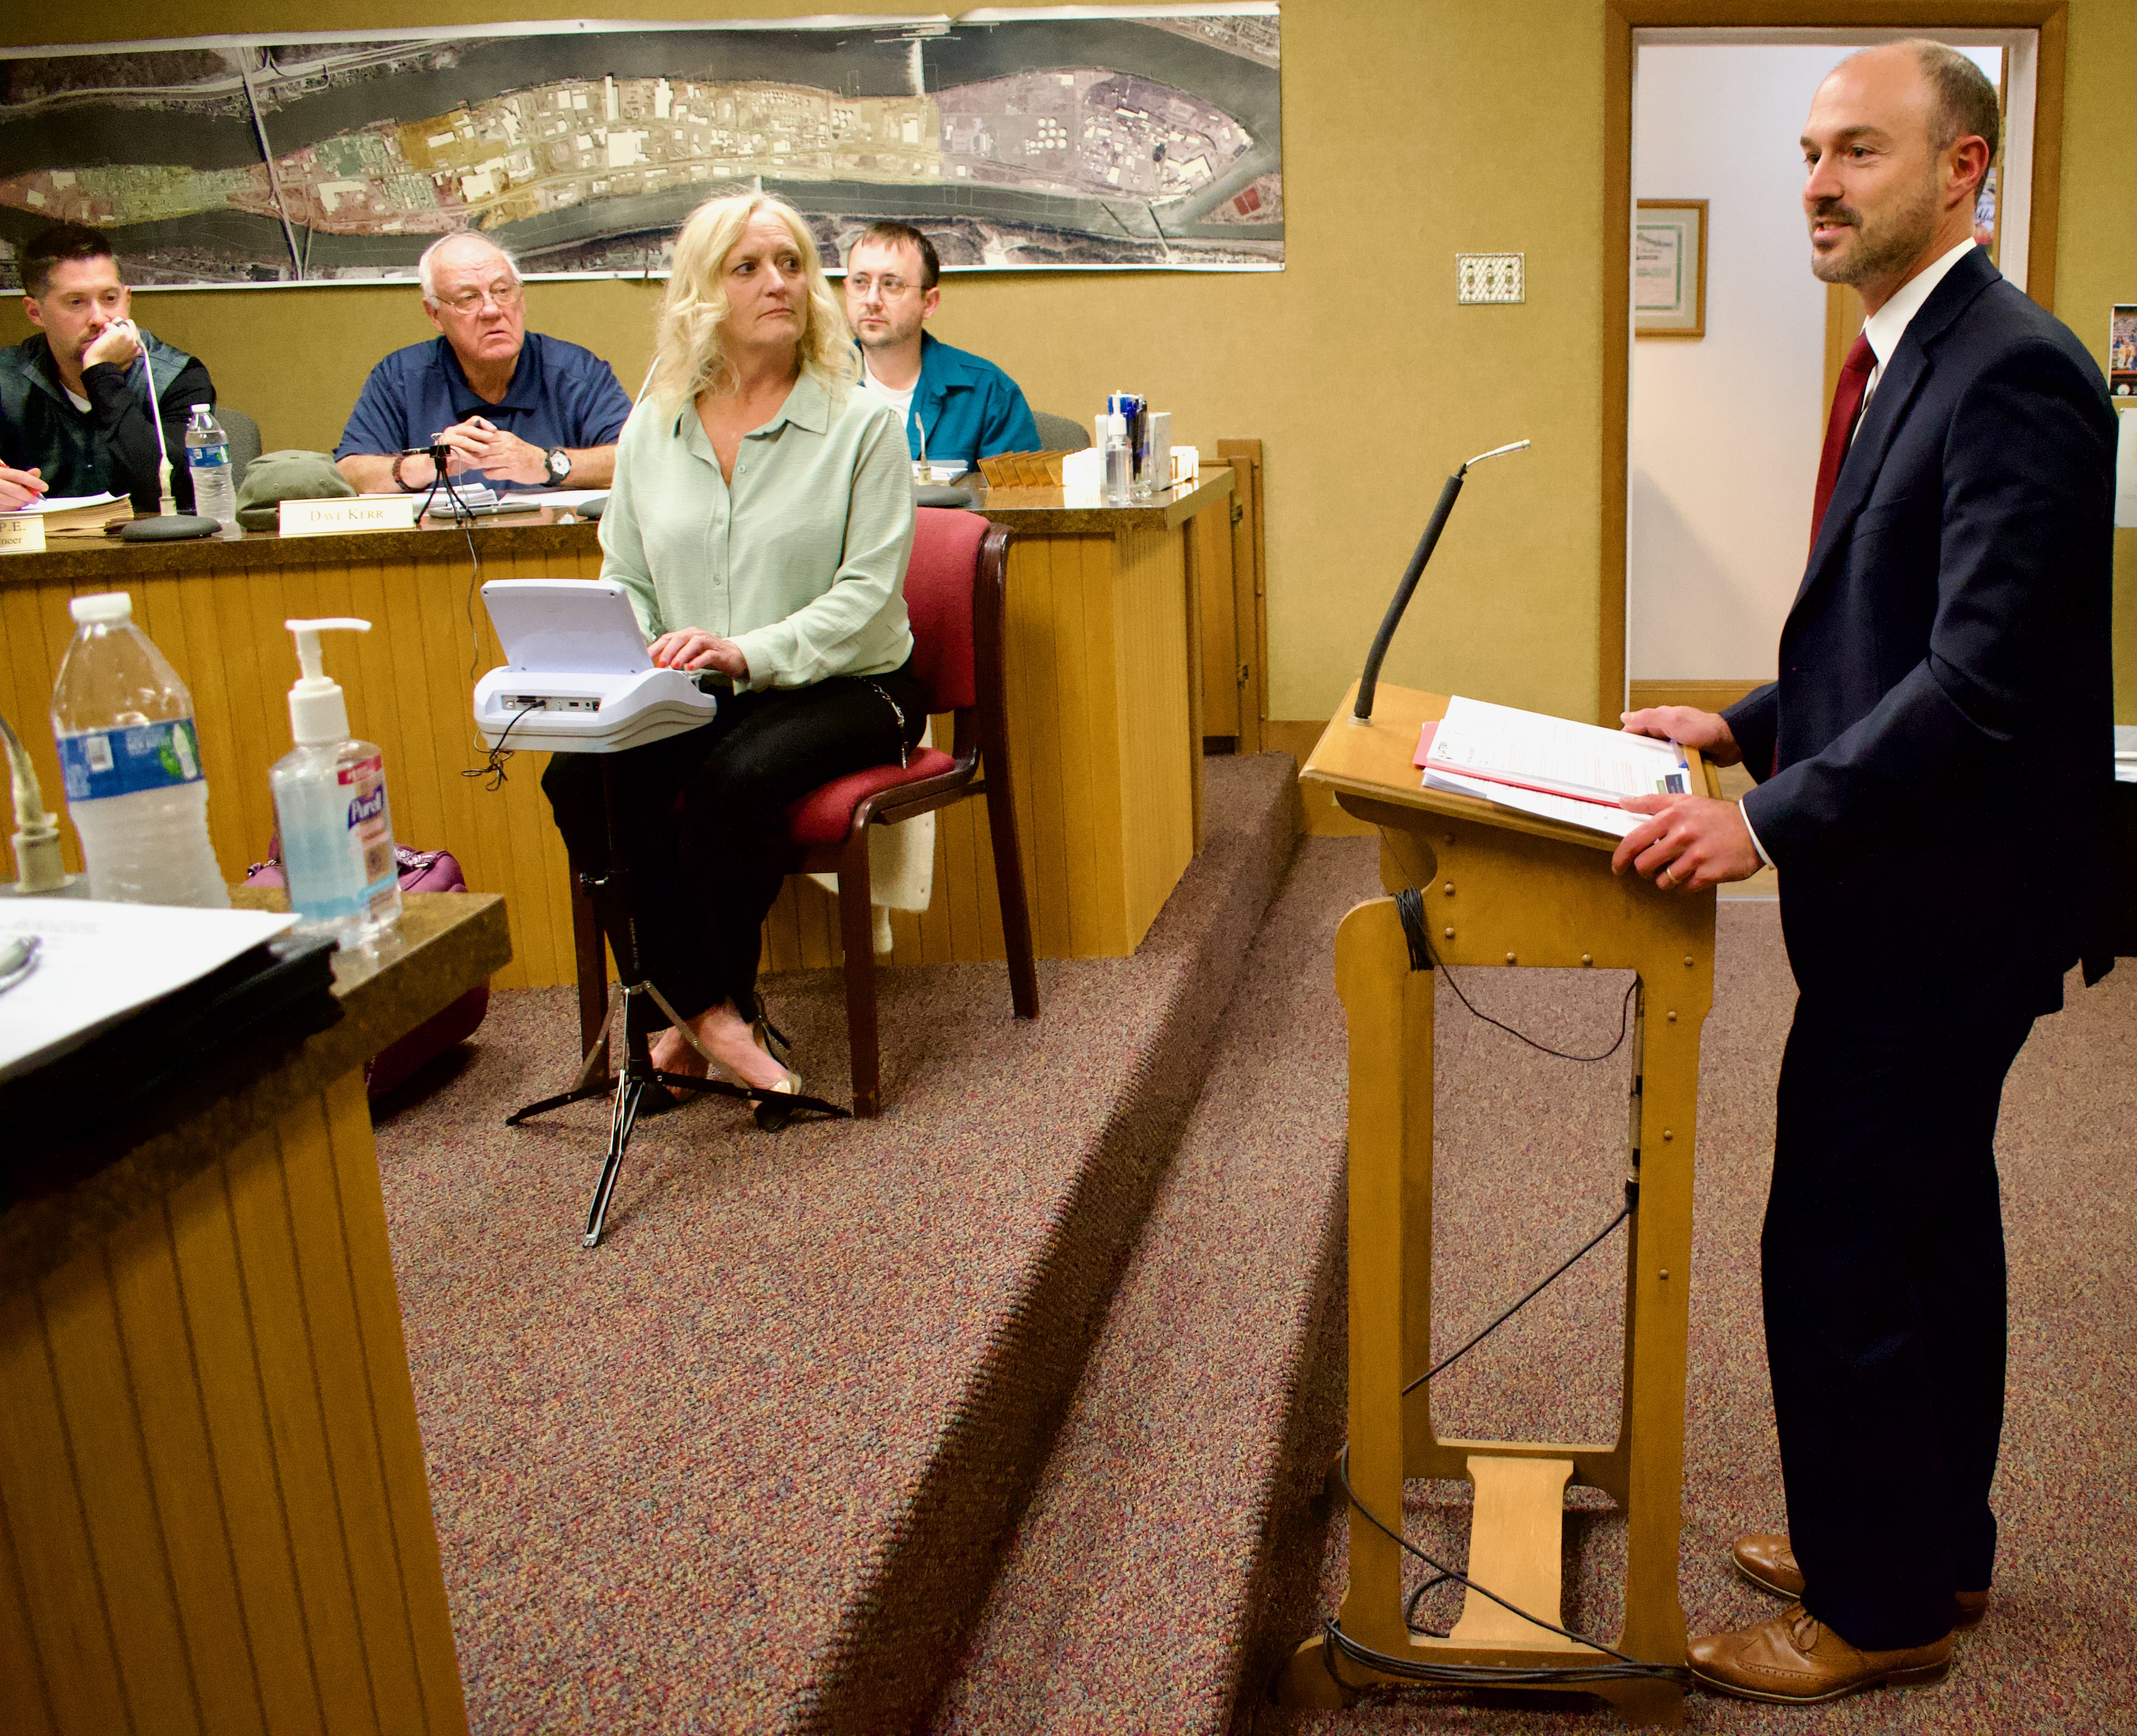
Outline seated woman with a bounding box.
[542,191,923,1101]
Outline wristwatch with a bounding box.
[544,446,572,484]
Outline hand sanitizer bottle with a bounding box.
[270,618,400,949]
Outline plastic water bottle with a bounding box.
[184,403,238,535]
[51,592,230,908]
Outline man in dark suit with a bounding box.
[1611,40,2116,1706]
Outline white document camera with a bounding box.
[473,579,722,753]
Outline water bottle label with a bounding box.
[190,445,231,469]
[58,719,204,801]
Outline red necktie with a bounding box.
[1809,333,1875,550]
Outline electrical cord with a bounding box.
[415,443,495,736]
[1394,885,1637,1063]
[1328,1439,1686,1687]
[1318,881,1689,1691]
[462,695,528,789]
[1402,1189,1633,1398]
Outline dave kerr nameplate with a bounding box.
[279,496,420,538]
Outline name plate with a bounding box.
[278,496,420,538]
[0,515,47,555]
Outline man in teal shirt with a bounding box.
[842,222,1040,471]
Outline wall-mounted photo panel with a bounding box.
[0,7,1282,290]
[2110,304,2136,398]
[1633,198,1706,340]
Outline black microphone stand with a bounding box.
[1351,439,1530,725]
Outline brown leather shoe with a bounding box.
[1732,1534,1989,1628]
[1687,1603,1952,1703]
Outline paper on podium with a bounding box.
[1419,696,1691,805]
[0,899,295,1083]
[1422,767,1645,837]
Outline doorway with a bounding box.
[1595,3,2069,725]
[1626,33,2024,717]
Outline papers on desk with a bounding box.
[0,899,295,1084]
[1416,695,1692,838]
[1,491,126,515]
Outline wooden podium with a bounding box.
[1278,683,1718,1727]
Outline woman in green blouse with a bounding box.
[542,192,923,1101]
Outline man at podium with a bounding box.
[1611,42,2115,1707]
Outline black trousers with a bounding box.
[1762,994,2034,1650]
[541,664,927,1024]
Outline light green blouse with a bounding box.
[597,371,916,691]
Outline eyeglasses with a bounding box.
[440,282,524,314]
[846,273,920,300]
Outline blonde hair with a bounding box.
[647,192,855,410]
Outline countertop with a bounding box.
[1,889,509,1293]
[0,470,1235,582]
[0,506,597,583]
[963,466,1233,534]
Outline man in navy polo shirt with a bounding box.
[842,221,1039,472]
[334,232,630,494]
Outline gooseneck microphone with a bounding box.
[1349,439,1530,725]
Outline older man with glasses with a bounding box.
[841,221,1038,474]
[334,232,631,495]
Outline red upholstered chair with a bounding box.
[563,510,1038,1115]
[785,508,1038,1114]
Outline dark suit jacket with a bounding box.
[1723,247,2116,1027]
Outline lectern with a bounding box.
[1279,681,1717,1727]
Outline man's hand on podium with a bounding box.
[1619,705,1742,765]
[1613,794,1761,893]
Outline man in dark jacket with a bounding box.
[1,223,215,513]
[1613,42,2115,1707]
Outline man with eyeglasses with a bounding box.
[1,223,217,513]
[334,232,630,494]
[842,222,1038,473]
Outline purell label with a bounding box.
[58,719,205,802]
[341,757,397,898]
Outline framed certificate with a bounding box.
[1634,199,1707,339]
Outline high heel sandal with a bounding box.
[744,1017,802,1131]
[639,987,844,1130]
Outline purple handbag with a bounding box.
[245,844,491,1096]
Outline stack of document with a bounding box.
[4,491,132,536]
[1415,696,1693,838]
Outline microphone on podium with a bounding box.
[1350,438,1529,725]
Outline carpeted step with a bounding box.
[371,753,1297,1735]
[927,834,1383,1736]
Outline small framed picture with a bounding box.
[2110,305,2137,398]
[1635,200,1707,339]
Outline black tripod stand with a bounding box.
[505,753,849,1248]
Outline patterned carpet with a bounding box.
[373,783,2132,1735]
[370,755,1294,1735]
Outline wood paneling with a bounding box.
[5,505,1215,987]
[764,513,1205,974]
[1,547,596,990]
[0,1073,466,1736]
[1627,677,1766,713]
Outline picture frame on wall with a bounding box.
[1634,199,1707,339]
[2110,304,2136,397]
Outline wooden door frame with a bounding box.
[1597,0,2068,724]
